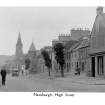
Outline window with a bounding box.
[69,53,71,59]
[69,63,71,69]
[72,62,73,67]
[67,63,68,70]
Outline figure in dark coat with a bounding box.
[1,68,6,86]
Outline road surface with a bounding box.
[0,73,105,92]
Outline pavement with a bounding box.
[65,75,105,85]
[52,72,105,85]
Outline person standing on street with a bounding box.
[1,66,7,86]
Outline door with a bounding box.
[92,57,95,77]
[98,56,104,75]
[82,62,84,71]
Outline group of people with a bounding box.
[0,66,7,86]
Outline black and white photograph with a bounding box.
[1,0,105,105]
[0,6,105,92]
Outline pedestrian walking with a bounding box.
[1,66,7,86]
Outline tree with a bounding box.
[53,43,65,77]
[25,58,31,70]
[41,50,52,76]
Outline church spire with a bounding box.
[29,41,36,52]
[16,32,23,55]
[17,32,22,46]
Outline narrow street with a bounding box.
[0,72,105,92]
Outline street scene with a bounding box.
[0,6,105,92]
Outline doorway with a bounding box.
[98,56,104,75]
[92,57,95,77]
[82,62,84,71]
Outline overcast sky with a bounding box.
[0,7,99,55]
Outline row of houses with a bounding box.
[51,29,91,75]
[51,6,105,78]
[39,6,105,78]
[67,35,91,75]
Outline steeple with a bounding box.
[16,32,22,46]
[29,42,36,52]
[16,32,23,55]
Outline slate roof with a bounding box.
[90,7,105,54]
[16,32,22,46]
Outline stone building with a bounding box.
[28,42,37,73]
[64,29,90,73]
[52,33,71,45]
[51,31,90,73]
[58,33,71,44]
[78,35,91,74]
[66,35,91,75]
[89,7,105,77]
[28,42,36,59]
[64,40,78,72]
[70,28,90,40]
[65,50,71,72]
[70,43,80,74]
[37,55,46,73]
[52,34,72,72]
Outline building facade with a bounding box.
[65,51,71,72]
[52,30,91,73]
[37,56,46,73]
[52,34,72,72]
[70,43,80,74]
[64,40,78,72]
[78,36,90,74]
[89,7,105,77]
[70,28,90,40]
[28,42,37,73]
